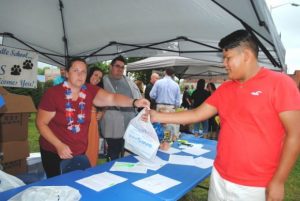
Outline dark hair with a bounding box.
[207,82,216,91]
[86,66,104,88]
[111,55,126,66]
[165,67,175,76]
[218,29,259,58]
[66,57,87,71]
[196,79,206,90]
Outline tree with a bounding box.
[88,62,109,74]
[130,70,152,84]
[126,57,152,84]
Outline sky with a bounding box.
[265,0,300,74]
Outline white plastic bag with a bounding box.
[8,186,81,201]
[0,170,25,192]
[124,108,159,160]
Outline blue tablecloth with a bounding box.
[0,134,217,201]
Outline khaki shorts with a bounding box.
[208,166,266,201]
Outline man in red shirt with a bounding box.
[149,30,300,201]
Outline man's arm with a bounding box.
[266,110,300,201]
[93,88,149,108]
[150,102,217,125]
[149,83,157,100]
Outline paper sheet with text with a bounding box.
[132,174,181,194]
[76,172,127,191]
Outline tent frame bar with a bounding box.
[0,32,65,66]
[58,0,69,67]
[211,0,281,68]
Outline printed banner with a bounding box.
[0,45,37,88]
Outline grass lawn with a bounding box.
[28,113,300,200]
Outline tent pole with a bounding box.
[59,0,69,67]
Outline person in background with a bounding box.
[191,79,210,136]
[134,80,145,95]
[181,85,191,109]
[147,29,300,201]
[206,82,216,94]
[150,67,181,138]
[206,82,218,139]
[36,57,149,178]
[85,67,104,166]
[150,67,181,110]
[188,84,195,96]
[144,72,160,109]
[53,67,66,86]
[100,55,142,161]
[86,67,103,88]
[0,94,5,108]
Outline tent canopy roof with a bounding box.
[0,0,285,70]
[127,56,280,79]
[127,56,227,79]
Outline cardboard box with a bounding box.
[0,87,36,142]
[0,141,29,163]
[1,158,27,175]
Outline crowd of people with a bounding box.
[35,29,300,201]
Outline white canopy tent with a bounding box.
[0,0,285,71]
[127,56,227,79]
[127,56,281,79]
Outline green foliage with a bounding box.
[127,57,145,63]
[131,70,152,84]
[44,80,54,90]
[37,66,51,75]
[28,113,40,152]
[126,57,151,84]
[89,62,110,74]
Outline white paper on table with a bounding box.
[181,147,210,156]
[187,143,204,148]
[168,155,195,166]
[134,155,167,171]
[76,172,127,191]
[159,147,181,154]
[110,161,148,173]
[132,174,181,194]
[193,156,214,169]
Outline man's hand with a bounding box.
[266,180,284,201]
[134,98,150,108]
[141,108,150,122]
[141,109,159,123]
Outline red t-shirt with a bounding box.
[39,83,99,155]
[206,68,300,187]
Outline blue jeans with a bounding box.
[194,120,209,133]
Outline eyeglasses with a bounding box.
[113,64,125,69]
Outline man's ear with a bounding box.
[243,48,253,63]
